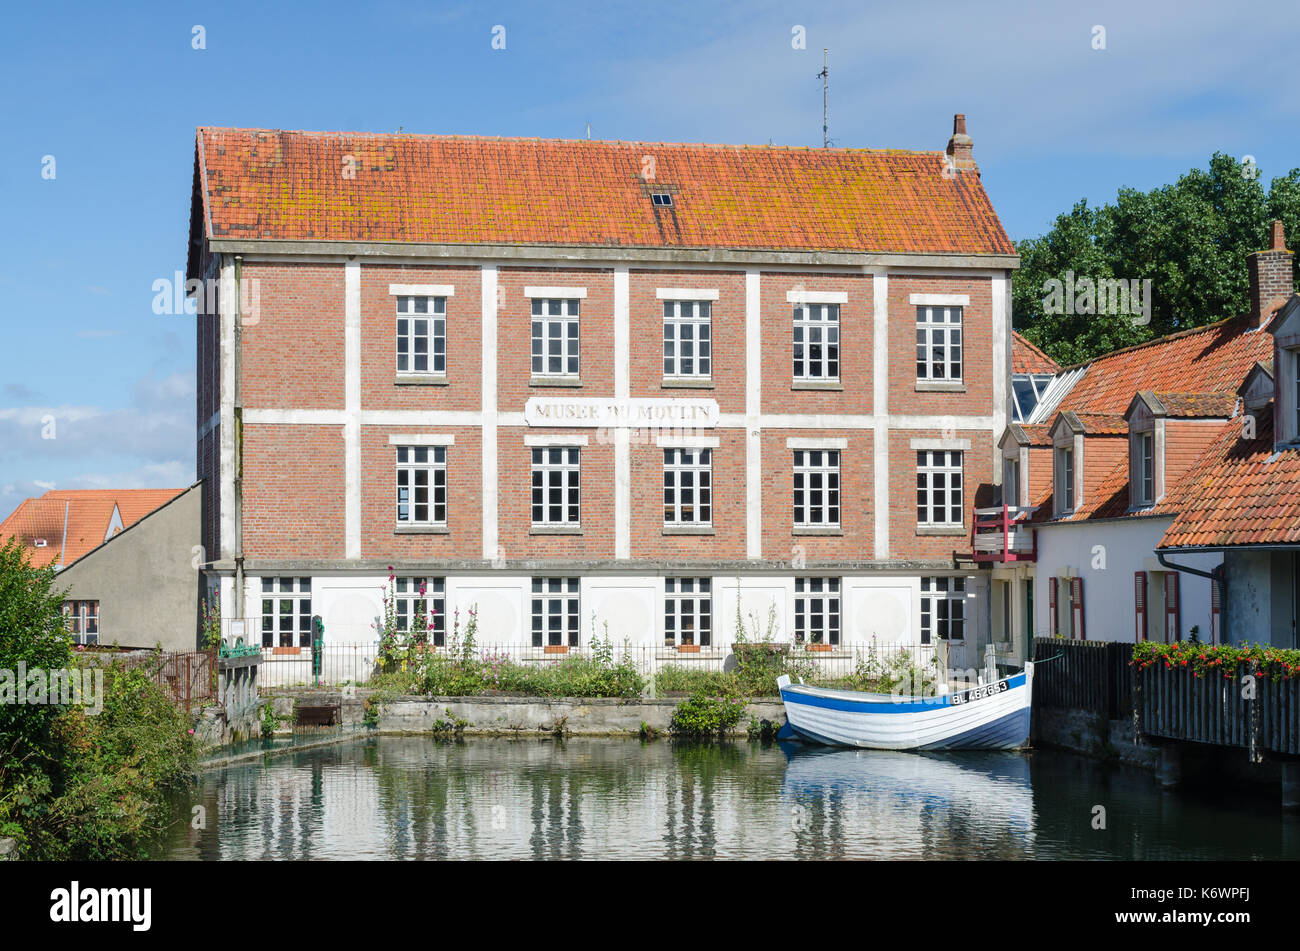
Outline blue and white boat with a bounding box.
[776,662,1034,751]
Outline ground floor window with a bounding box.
[531,578,579,647]
[920,577,965,644]
[63,600,99,645]
[795,578,840,645]
[394,577,447,646]
[261,577,312,648]
[665,578,712,646]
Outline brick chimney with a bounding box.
[1247,220,1293,328]
[946,114,975,170]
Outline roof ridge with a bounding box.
[194,126,947,156]
[1055,314,1256,374]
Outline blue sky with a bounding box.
[2,0,1298,520]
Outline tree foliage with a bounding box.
[0,539,196,859]
[1013,153,1300,366]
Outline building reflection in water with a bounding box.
[160,737,1300,860]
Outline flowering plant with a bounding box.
[374,568,437,671]
[1131,640,1300,681]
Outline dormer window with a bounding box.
[1056,447,1074,513]
[1137,432,1154,505]
[34,538,47,548]
[1003,458,1019,508]
[1293,347,1300,440]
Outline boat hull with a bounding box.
[778,663,1033,751]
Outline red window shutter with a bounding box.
[1134,571,1147,642]
[1210,578,1221,645]
[1049,577,1058,636]
[1165,572,1180,642]
[1071,576,1086,640]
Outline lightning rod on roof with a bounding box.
[817,49,830,148]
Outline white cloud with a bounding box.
[0,372,194,464]
[588,0,1300,161]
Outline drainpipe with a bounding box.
[1156,552,1226,644]
[233,255,245,620]
[58,500,69,570]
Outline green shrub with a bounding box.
[0,540,197,859]
[670,691,747,735]
[655,665,733,695]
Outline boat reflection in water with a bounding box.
[778,743,1036,859]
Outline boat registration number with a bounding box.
[950,680,1009,705]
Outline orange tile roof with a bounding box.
[0,489,187,569]
[1072,413,1129,435]
[1159,414,1300,548]
[1008,423,1053,447]
[191,127,1016,256]
[0,498,70,568]
[1147,391,1239,418]
[1025,309,1281,531]
[1012,331,1059,374]
[1053,317,1275,416]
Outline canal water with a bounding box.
[156,737,1300,860]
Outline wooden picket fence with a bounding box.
[1032,637,1132,719]
[1135,661,1300,757]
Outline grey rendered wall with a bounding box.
[58,486,201,652]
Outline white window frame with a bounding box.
[793,303,840,381]
[1134,430,1154,506]
[663,447,712,525]
[1293,346,1300,442]
[916,305,963,382]
[531,446,581,526]
[396,295,447,375]
[395,445,447,526]
[260,577,313,649]
[393,577,447,646]
[920,577,966,644]
[665,578,712,647]
[1056,446,1075,513]
[917,450,964,526]
[793,449,841,528]
[64,600,100,645]
[531,577,580,648]
[1012,373,1055,422]
[662,299,713,379]
[531,298,581,378]
[795,578,841,646]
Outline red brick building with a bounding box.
[186,118,1017,663]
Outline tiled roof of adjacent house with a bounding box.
[1071,412,1130,435]
[1159,413,1300,548]
[1011,331,1060,374]
[1050,316,1277,416]
[0,498,71,568]
[1008,423,1054,447]
[0,488,187,569]
[191,127,1016,256]
[1146,391,1239,418]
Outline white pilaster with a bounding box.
[218,259,236,560]
[745,270,762,560]
[481,267,499,560]
[344,261,361,560]
[871,269,890,561]
[614,267,631,560]
[991,272,1009,479]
